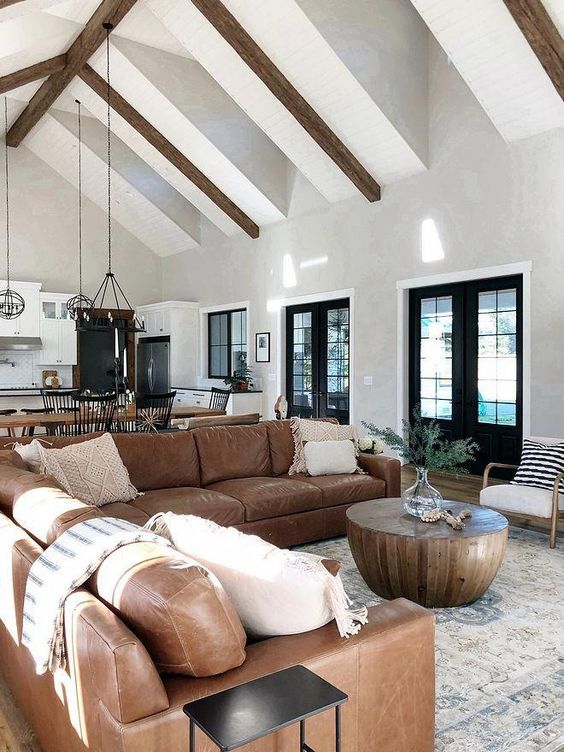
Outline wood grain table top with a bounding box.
[0,405,226,430]
[346,498,508,539]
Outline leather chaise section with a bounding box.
[132,487,245,525]
[207,477,322,522]
[281,473,386,508]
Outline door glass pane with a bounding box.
[326,307,349,413]
[42,301,56,319]
[419,295,452,420]
[292,312,313,412]
[477,289,517,425]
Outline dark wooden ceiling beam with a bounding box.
[0,1,25,8]
[80,64,259,239]
[6,0,138,147]
[191,0,381,202]
[502,0,564,99]
[0,55,67,96]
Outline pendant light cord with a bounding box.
[4,98,10,287]
[76,99,83,296]
[105,24,112,275]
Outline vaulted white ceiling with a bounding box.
[408,0,564,142]
[1,0,563,257]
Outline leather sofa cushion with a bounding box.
[207,477,322,522]
[90,540,246,677]
[195,424,272,486]
[281,473,386,508]
[266,420,295,476]
[112,432,200,491]
[131,487,245,526]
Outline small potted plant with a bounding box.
[362,407,478,518]
[224,364,253,392]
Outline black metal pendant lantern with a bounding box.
[78,23,145,334]
[0,98,24,320]
[67,99,93,320]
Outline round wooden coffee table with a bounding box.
[346,498,508,608]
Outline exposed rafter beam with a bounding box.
[502,0,564,99]
[6,0,138,147]
[0,55,67,96]
[80,64,260,239]
[0,0,25,8]
[190,0,381,202]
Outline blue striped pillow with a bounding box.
[511,439,564,494]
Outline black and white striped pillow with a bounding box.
[511,439,564,494]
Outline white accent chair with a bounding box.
[480,436,564,549]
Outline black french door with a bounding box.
[286,299,350,423]
[409,276,523,473]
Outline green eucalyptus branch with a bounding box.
[362,406,478,474]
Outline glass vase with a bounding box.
[402,467,442,518]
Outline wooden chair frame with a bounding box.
[482,463,564,549]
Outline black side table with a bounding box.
[183,665,348,751]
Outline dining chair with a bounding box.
[209,387,231,412]
[134,391,177,432]
[41,389,81,437]
[20,408,50,437]
[74,393,117,436]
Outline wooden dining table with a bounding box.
[0,405,226,436]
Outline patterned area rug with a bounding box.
[298,527,564,752]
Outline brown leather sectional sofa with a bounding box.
[0,420,401,547]
[0,421,435,752]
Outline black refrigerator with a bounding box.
[137,336,170,394]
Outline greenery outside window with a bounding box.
[208,309,247,379]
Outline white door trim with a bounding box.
[273,288,356,423]
[396,261,532,438]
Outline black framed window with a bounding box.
[208,309,247,378]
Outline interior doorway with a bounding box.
[285,298,350,423]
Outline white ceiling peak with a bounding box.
[87,40,286,226]
[26,113,200,257]
[408,0,564,141]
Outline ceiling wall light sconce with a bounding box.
[0,98,24,321]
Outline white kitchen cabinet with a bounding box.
[38,319,77,365]
[139,308,171,336]
[0,281,41,337]
[38,293,77,365]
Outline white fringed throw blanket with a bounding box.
[22,517,169,675]
[144,513,368,639]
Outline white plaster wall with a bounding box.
[3,141,163,305]
[161,42,564,437]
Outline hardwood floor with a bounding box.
[0,466,560,751]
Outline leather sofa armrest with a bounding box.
[358,453,401,497]
[65,590,170,724]
[0,449,26,469]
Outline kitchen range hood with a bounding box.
[0,336,42,351]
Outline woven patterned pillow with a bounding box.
[38,433,139,507]
[289,417,359,475]
[511,439,564,494]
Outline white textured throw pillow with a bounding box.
[38,433,139,507]
[13,439,53,474]
[304,439,357,476]
[145,513,367,639]
[289,417,359,475]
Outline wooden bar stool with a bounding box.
[0,409,17,438]
[20,408,50,437]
